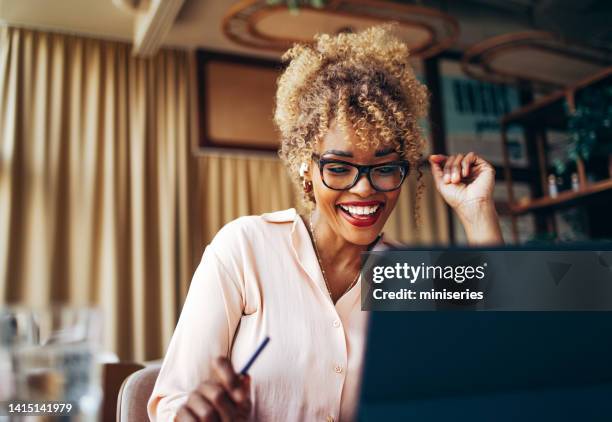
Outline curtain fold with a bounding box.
[0,26,199,361]
[0,26,448,361]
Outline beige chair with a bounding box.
[101,362,144,422]
[117,365,161,421]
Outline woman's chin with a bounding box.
[326,205,392,246]
[338,219,386,246]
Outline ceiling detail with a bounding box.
[532,0,612,53]
[222,0,459,58]
[131,0,185,56]
[111,0,151,15]
[461,31,612,89]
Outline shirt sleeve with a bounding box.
[147,239,245,421]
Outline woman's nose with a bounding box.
[349,173,377,197]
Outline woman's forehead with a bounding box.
[317,122,400,158]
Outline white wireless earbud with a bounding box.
[299,162,308,178]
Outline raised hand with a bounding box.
[428,152,495,212]
[428,152,503,245]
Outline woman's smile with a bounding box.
[336,200,385,227]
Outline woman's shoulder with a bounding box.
[202,208,297,277]
[210,208,297,249]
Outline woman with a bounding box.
[148,26,503,422]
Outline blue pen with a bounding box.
[240,336,270,375]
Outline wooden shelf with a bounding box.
[501,67,612,132]
[573,67,612,95]
[501,90,567,130]
[510,178,612,215]
[499,66,612,242]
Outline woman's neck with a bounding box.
[308,209,367,269]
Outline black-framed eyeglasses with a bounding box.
[312,154,410,192]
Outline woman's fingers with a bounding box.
[237,375,252,415]
[451,154,464,183]
[179,378,250,422]
[430,153,482,184]
[198,381,237,422]
[430,154,455,184]
[442,155,452,183]
[177,356,252,422]
[185,391,220,422]
[428,154,445,186]
[429,154,446,163]
[176,406,200,422]
[461,152,475,177]
[212,358,252,415]
[442,154,463,184]
[213,358,243,402]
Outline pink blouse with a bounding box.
[148,208,384,421]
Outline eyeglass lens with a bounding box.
[321,162,406,191]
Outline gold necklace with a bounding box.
[308,214,360,302]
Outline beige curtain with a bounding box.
[0,26,448,361]
[0,26,199,361]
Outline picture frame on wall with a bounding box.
[196,50,283,152]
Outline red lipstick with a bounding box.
[336,201,384,227]
[337,200,382,206]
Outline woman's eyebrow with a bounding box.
[322,149,353,157]
[375,147,396,157]
[322,148,396,158]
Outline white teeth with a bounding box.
[339,204,380,216]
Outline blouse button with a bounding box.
[334,364,343,374]
[332,319,340,328]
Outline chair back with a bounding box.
[116,365,161,421]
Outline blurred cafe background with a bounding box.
[0,0,611,419]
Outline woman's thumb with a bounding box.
[241,374,251,390]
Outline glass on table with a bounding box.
[1,307,103,421]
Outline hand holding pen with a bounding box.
[176,337,270,422]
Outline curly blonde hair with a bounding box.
[274,24,429,217]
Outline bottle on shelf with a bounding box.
[571,173,580,191]
[548,174,558,198]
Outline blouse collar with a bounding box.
[262,208,388,302]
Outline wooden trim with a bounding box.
[464,31,555,60]
[483,44,606,88]
[535,130,548,195]
[461,31,555,85]
[572,66,612,92]
[346,0,460,58]
[501,67,612,130]
[510,178,612,215]
[501,90,566,126]
[222,0,459,58]
[246,4,435,56]
[500,124,518,242]
[461,31,610,87]
[576,158,587,188]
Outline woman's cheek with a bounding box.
[383,191,400,217]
